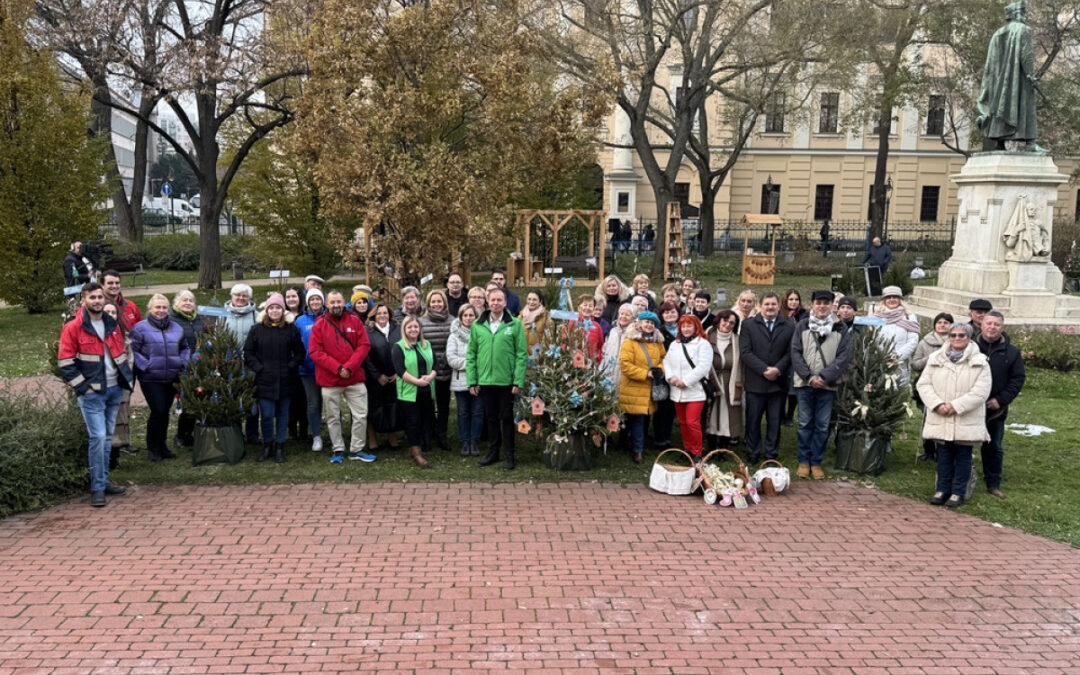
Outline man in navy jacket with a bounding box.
[739,292,795,463]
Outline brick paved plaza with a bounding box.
[0,481,1077,673]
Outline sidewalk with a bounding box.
[0,481,1076,672]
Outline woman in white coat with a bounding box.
[601,303,636,380]
[445,304,483,457]
[875,285,920,387]
[661,315,714,463]
[916,323,992,508]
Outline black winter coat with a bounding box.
[244,321,305,400]
[977,333,1026,420]
[364,323,402,381]
[739,315,795,394]
[170,309,210,354]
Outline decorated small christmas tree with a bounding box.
[515,323,622,470]
[176,323,256,428]
[834,327,914,474]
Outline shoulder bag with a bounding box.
[637,342,669,401]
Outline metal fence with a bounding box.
[603,217,955,256]
[99,220,251,238]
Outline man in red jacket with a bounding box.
[308,290,373,463]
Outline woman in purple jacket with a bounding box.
[130,293,191,462]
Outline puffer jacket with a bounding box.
[911,331,946,375]
[419,309,453,381]
[661,336,713,403]
[219,301,257,351]
[877,319,919,387]
[916,342,992,444]
[618,332,666,415]
[169,309,209,356]
[294,310,323,376]
[445,318,471,392]
[130,316,190,383]
[244,318,305,400]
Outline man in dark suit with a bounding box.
[739,292,794,463]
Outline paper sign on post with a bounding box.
[63,284,84,297]
[420,273,433,285]
[544,267,564,275]
[548,309,579,321]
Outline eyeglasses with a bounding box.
[948,333,968,338]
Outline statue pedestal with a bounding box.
[911,152,1080,327]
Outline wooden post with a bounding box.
[522,212,530,281]
[364,227,371,285]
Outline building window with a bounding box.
[814,185,834,221]
[761,183,781,214]
[919,186,940,222]
[819,92,839,134]
[616,192,629,213]
[764,93,785,133]
[926,95,945,136]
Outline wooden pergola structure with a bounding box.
[511,209,607,285]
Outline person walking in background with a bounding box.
[58,282,134,507]
[309,290,373,464]
[244,293,305,463]
[618,311,666,464]
[220,283,259,444]
[917,323,992,508]
[130,294,190,463]
[392,316,436,468]
[169,290,208,450]
[976,311,1026,499]
[63,241,93,286]
[467,287,527,470]
[790,290,852,480]
[363,303,402,453]
[860,236,893,274]
[446,304,483,457]
[912,312,954,462]
[295,289,327,451]
[705,310,743,449]
[875,285,920,388]
[662,315,713,463]
[819,219,831,258]
[419,289,454,450]
[739,292,794,464]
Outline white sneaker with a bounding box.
[311,437,323,452]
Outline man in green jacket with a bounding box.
[467,287,527,470]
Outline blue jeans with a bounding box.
[455,390,484,443]
[936,442,974,497]
[77,386,125,493]
[625,414,647,454]
[301,375,322,436]
[981,414,1006,489]
[795,387,836,466]
[258,397,290,443]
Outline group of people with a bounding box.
[58,263,1024,510]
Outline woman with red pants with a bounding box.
[662,315,713,463]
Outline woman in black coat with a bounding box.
[244,293,305,463]
[364,302,403,451]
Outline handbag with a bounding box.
[680,342,717,401]
[638,342,668,401]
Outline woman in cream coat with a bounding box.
[916,323,991,508]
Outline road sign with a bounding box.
[161,182,172,197]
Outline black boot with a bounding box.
[109,445,120,471]
[477,447,499,467]
[274,442,285,463]
[258,443,272,462]
[503,448,515,471]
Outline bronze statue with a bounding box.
[976,1,1039,150]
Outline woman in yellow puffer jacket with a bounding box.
[619,311,666,464]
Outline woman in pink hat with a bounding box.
[244,293,306,463]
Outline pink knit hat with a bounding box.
[265,292,285,309]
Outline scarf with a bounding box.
[519,305,544,326]
[877,305,920,333]
[635,328,664,343]
[662,323,678,337]
[147,314,170,330]
[425,307,449,323]
[808,313,836,338]
[946,348,965,363]
[373,322,391,338]
[172,307,198,322]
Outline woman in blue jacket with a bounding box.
[294,288,326,451]
[130,293,190,462]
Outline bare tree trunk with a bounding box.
[699,188,716,257]
[650,185,673,279]
[197,127,222,289]
[869,104,892,241]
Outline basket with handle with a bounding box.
[648,448,697,495]
[754,459,790,496]
[696,448,753,504]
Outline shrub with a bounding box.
[0,389,88,517]
[110,233,266,272]
[1013,329,1080,372]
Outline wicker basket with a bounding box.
[697,448,752,500]
[755,459,790,496]
[648,448,697,495]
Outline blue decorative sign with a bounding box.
[197,305,230,318]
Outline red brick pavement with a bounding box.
[0,481,1077,673]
